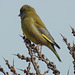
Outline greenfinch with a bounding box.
[19,5,61,61]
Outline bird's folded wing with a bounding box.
[34,18,54,44]
[34,17,47,29]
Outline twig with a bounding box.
[70,25,75,36]
[43,69,50,75]
[60,30,75,74]
[17,63,36,75]
[20,35,60,75]
[3,57,20,75]
[0,66,8,75]
[13,53,31,62]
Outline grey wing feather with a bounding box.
[38,28,60,49]
[38,28,54,43]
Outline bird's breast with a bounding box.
[21,18,48,45]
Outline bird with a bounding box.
[19,5,61,61]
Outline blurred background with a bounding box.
[0,0,75,75]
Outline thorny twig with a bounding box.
[0,66,8,75]
[13,53,31,62]
[70,25,75,36]
[0,35,60,75]
[60,26,75,74]
[20,35,60,75]
[17,63,36,75]
[42,69,50,75]
[3,57,20,75]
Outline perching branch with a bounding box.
[19,35,60,75]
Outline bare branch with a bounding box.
[0,66,8,75]
[60,26,75,74]
[3,57,20,75]
[20,35,60,75]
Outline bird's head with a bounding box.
[18,5,35,19]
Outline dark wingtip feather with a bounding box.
[54,42,60,49]
[59,58,62,62]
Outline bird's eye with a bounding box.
[20,10,26,15]
[20,10,26,18]
[20,10,23,14]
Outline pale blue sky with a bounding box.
[0,0,75,75]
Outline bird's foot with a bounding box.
[34,44,41,50]
[34,44,42,53]
[40,45,42,53]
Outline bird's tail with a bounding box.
[47,44,61,62]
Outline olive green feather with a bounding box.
[19,5,61,61]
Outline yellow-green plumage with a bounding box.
[21,17,47,44]
[19,5,61,61]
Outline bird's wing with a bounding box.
[38,28,54,44]
[33,18,54,43]
[33,16,47,29]
[33,16,54,43]
[38,28,60,49]
[34,20,60,49]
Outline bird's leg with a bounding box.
[40,45,42,53]
[34,44,41,50]
[34,44,42,53]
